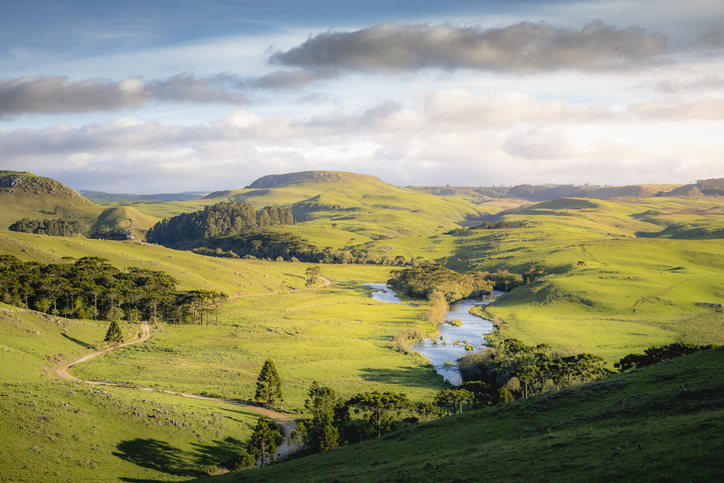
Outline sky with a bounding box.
[1,0,723,193]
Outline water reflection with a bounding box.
[361,283,501,386]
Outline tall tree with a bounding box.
[248,416,280,468]
[255,359,283,405]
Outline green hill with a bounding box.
[202,346,724,483]
[0,171,103,230]
[91,206,161,240]
[202,170,490,240]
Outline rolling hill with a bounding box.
[0,171,103,230]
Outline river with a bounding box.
[361,283,501,386]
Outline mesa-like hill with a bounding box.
[202,170,491,241]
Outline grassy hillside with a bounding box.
[203,346,724,483]
[0,306,262,482]
[435,196,724,362]
[91,206,161,240]
[0,171,102,230]
[0,230,446,408]
[202,171,491,239]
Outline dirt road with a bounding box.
[55,320,297,459]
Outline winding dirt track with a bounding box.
[55,321,297,459]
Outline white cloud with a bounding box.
[270,21,668,73]
[2,91,724,191]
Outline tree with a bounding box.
[305,266,322,287]
[248,416,281,467]
[415,401,443,422]
[347,391,413,437]
[317,421,339,452]
[435,389,473,415]
[103,320,124,344]
[289,422,308,453]
[303,381,341,452]
[304,381,336,427]
[255,359,283,405]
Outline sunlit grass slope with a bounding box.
[0,307,262,482]
[440,196,724,362]
[0,230,313,295]
[91,205,161,239]
[202,346,724,483]
[0,230,446,411]
[0,171,102,230]
[203,171,490,239]
[73,267,446,410]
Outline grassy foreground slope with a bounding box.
[0,306,262,482]
[203,346,724,483]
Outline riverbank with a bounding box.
[362,283,502,385]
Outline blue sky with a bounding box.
[1,0,723,192]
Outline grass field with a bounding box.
[0,307,262,482]
[202,346,724,483]
[3,172,724,481]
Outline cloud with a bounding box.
[0,75,251,117]
[247,69,338,89]
[270,21,667,73]
[642,75,724,94]
[3,91,724,191]
[696,29,724,50]
[628,98,724,121]
[0,70,335,116]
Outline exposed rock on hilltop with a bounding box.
[0,170,102,230]
[245,171,382,189]
[658,178,724,197]
[0,171,81,199]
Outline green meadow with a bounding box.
[0,306,262,482]
[2,170,724,481]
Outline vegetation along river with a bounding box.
[361,283,502,386]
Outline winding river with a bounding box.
[361,283,502,386]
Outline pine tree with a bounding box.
[254,359,283,405]
[104,320,124,344]
[248,416,279,467]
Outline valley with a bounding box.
[0,170,722,481]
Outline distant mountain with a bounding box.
[79,190,210,201]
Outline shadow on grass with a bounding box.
[61,332,95,349]
[359,366,440,387]
[114,437,243,480]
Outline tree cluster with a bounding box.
[458,338,612,399]
[146,200,293,247]
[8,218,84,237]
[614,342,718,372]
[445,220,528,235]
[388,262,494,303]
[0,255,226,324]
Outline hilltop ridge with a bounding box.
[244,171,384,190]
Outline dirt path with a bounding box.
[55,320,297,460]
